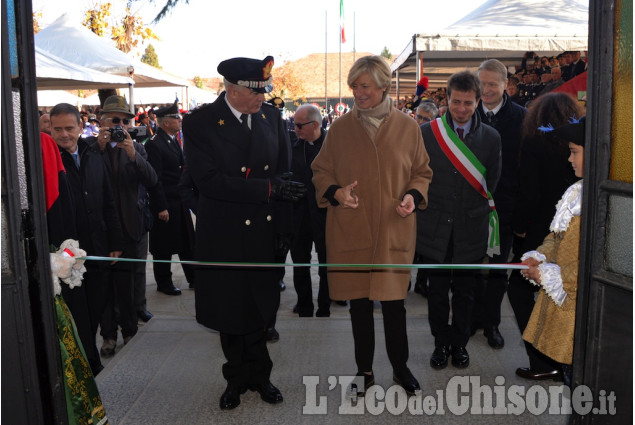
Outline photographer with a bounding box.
[95,95,158,356]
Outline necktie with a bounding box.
[486,111,494,124]
[456,127,464,141]
[240,114,250,131]
[72,152,80,168]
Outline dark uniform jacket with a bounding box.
[476,93,526,222]
[416,112,501,263]
[59,138,124,265]
[145,127,194,256]
[183,92,293,335]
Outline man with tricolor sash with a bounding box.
[416,70,502,370]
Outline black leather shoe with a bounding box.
[349,372,375,396]
[393,368,421,396]
[220,384,247,410]
[451,346,470,368]
[484,326,505,349]
[249,381,283,404]
[430,345,450,369]
[265,327,279,343]
[279,280,286,291]
[515,367,562,381]
[157,284,181,296]
[137,309,153,322]
[315,308,330,317]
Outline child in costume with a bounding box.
[520,116,586,387]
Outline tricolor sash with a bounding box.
[430,115,500,256]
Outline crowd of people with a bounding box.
[39,51,587,415]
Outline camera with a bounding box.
[108,125,126,143]
[127,126,147,139]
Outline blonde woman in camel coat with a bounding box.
[312,55,432,396]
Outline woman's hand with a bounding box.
[396,194,415,217]
[335,180,359,209]
[521,257,542,285]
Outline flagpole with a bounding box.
[325,10,328,110]
[339,0,342,109]
[353,12,356,63]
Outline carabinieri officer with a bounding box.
[182,55,305,411]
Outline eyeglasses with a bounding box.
[416,115,432,123]
[295,121,316,129]
[110,117,131,125]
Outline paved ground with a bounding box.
[95,253,571,425]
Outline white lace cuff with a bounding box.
[521,250,547,263]
[537,263,567,306]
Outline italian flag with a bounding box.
[340,0,346,43]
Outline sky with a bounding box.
[31,0,488,79]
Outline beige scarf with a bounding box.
[353,95,392,141]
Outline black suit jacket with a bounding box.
[183,92,293,334]
[416,112,501,263]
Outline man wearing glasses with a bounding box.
[290,104,332,317]
[95,95,158,357]
[414,101,439,127]
[183,56,305,410]
[145,102,196,296]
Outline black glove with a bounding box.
[271,172,307,202]
[274,232,293,259]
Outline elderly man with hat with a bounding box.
[145,102,196,295]
[94,95,158,356]
[183,56,305,410]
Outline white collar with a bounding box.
[550,180,583,232]
[482,99,504,115]
[224,96,250,127]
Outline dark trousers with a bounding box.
[100,238,138,340]
[423,240,480,348]
[220,329,273,389]
[349,298,409,374]
[134,232,149,311]
[472,219,513,328]
[291,214,329,316]
[153,247,195,289]
[508,266,561,372]
[63,265,110,370]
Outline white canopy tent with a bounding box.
[35,46,135,91]
[35,13,192,109]
[37,90,84,108]
[83,86,218,110]
[390,0,588,96]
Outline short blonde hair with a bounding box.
[347,55,392,95]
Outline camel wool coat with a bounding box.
[523,215,581,365]
[312,104,432,301]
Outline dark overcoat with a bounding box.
[145,128,195,256]
[59,138,123,265]
[416,112,502,263]
[476,93,526,222]
[182,92,293,335]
